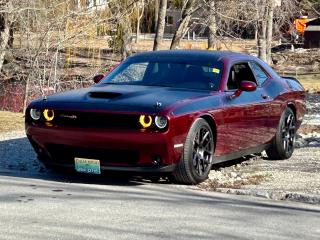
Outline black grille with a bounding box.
[46,144,139,166]
[53,111,140,129]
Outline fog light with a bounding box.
[152,155,162,165]
[43,109,54,121]
[30,109,41,121]
[155,116,168,129]
[139,115,152,128]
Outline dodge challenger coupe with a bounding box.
[26,50,306,184]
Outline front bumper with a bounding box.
[26,124,183,173]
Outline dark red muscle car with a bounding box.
[25,50,306,184]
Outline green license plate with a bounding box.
[74,158,101,175]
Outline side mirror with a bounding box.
[229,81,257,99]
[93,74,104,84]
[239,81,257,92]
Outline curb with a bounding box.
[215,188,320,204]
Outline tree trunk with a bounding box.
[266,1,274,64]
[0,22,10,72]
[121,20,132,60]
[8,27,13,48]
[0,1,11,73]
[136,5,140,43]
[257,1,267,62]
[154,0,160,32]
[254,0,259,44]
[136,0,144,43]
[153,0,167,51]
[170,0,195,50]
[207,0,216,50]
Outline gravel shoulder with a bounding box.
[198,144,320,204]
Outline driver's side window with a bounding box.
[227,63,257,90]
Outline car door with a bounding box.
[217,62,272,155]
[249,61,281,141]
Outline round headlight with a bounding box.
[43,109,55,121]
[30,108,41,121]
[155,116,168,129]
[139,115,152,128]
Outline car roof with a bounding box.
[130,50,254,62]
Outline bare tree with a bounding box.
[153,0,167,50]
[108,0,142,59]
[256,0,277,63]
[170,0,196,49]
[0,0,13,73]
[266,0,274,64]
[257,0,268,62]
[154,0,160,32]
[135,0,145,43]
[207,0,217,49]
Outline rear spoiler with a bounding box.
[281,76,304,89]
[281,76,300,83]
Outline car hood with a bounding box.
[30,84,212,114]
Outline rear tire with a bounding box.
[266,108,296,160]
[172,118,214,184]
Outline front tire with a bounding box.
[266,108,296,160]
[173,118,214,184]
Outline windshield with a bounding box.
[101,60,223,91]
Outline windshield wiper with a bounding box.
[101,82,119,85]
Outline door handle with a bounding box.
[261,94,270,99]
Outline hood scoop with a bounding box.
[89,92,122,99]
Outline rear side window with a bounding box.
[250,62,269,86]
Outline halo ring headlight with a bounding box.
[155,116,168,129]
[43,109,55,121]
[30,109,41,121]
[139,115,152,128]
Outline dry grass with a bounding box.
[298,74,320,92]
[0,111,24,133]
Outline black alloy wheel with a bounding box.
[173,118,214,184]
[266,108,296,160]
[192,125,213,177]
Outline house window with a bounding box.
[166,16,174,25]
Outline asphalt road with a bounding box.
[0,171,319,240]
[0,135,320,240]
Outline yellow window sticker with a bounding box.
[211,68,220,74]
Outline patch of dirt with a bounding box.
[299,125,320,135]
[199,172,268,190]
